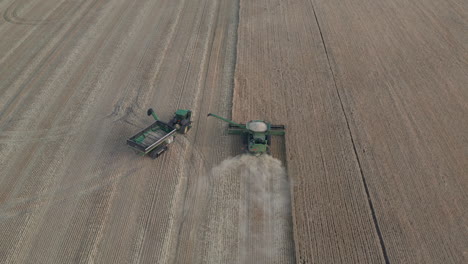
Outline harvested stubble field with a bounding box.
[0,0,466,263]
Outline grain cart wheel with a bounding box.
[149,146,168,159]
[157,146,168,158]
[149,149,159,159]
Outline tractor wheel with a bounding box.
[266,135,272,146]
[181,125,189,134]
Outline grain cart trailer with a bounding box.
[127,108,192,159]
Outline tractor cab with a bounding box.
[169,109,192,134]
[175,109,192,120]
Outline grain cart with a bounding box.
[207,113,285,156]
[127,108,192,159]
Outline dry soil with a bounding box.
[0,0,467,263]
[0,0,294,263]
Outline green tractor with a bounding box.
[165,109,193,134]
[207,113,285,156]
[127,108,192,159]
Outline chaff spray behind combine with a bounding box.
[207,113,285,156]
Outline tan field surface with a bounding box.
[0,0,467,263]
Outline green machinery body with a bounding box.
[127,108,192,159]
[207,113,285,156]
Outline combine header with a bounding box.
[207,113,285,156]
[127,108,192,159]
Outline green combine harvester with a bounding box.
[127,108,192,159]
[207,113,285,156]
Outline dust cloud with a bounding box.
[209,154,294,264]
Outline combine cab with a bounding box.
[127,108,192,159]
[207,113,285,156]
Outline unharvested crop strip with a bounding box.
[308,1,390,263]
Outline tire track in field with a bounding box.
[32,0,197,260]
[0,0,153,210]
[0,0,105,210]
[0,0,101,128]
[20,1,185,261]
[0,0,93,77]
[0,0,179,219]
[163,0,290,262]
[0,1,148,261]
[0,0,195,261]
[0,0,133,206]
[3,0,71,25]
[0,0,84,69]
[108,0,188,123]
[173,0,211,110]
[131,0,222,262]
[0,123,80,144]
[160,0,221,261]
